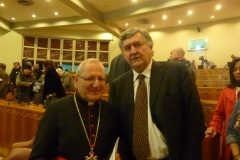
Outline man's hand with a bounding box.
[205,128,217,137]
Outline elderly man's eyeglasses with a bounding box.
[78,76,106,83]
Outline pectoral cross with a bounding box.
[85,148,97,160]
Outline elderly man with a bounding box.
[109,27,205,160]
[30,58,119,160]
[56,68,75,91]
[170,47,196,81]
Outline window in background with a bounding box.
[22,36,109,71]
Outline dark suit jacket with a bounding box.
[30,95,119,160]
[109,61,206,160]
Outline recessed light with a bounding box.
[178,20,182,24]
[55,12,58,15]
[162,15,167,20]
[151,25,154,28]
[132,0,137,2]
[188,10,193,15]
[211,15,214,18]
[12,18,15,20]
[0,3,4,7]
[125,23,128,26]
[216,5,221,10]
[32,14,36,18]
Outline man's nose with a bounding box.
[130,45,137,53]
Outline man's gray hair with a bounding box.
[76,58,104,76]
[118,27,154,50]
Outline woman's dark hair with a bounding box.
[227,58,240,88]
[43,59,56,74]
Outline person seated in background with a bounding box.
[0,63,8,100]
[15,64,36,103]
[56,68,75,92]
[204,59,216,69]
[205,58,240,160]
[169,47,196,81]
[191,60,197,69]
[33,63,43,81]
[29,58,119,160]
[9,62,21,88]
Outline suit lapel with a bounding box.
[149,61,165,113]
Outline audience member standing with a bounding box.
[205,58,240,160]
[42,60,66,102]
[108,54,130,87]
[33,63,43,81]
[15,64,36,103]
[0,63,8,99]
[56,68,75,91]
[109,27,205,160]
[9,62,21,88]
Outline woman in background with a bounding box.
[205,58,240,160]
[43,60,66,102]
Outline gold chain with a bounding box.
[74,94,101,150]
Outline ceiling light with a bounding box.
[178,20,182,24]
[188,10,193,15]
[162,15,167,20]
[216,5,221,10]
[125,23,128,26]
[12,18,15,20]
[132,0,137,2]
[32,14,36,18]
[55,12,58,15]
[211,15,214,18]
[0,3,4,7]
[151,25,155,28]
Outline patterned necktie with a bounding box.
[133,74,150,159]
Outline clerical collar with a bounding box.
[75,91,99,106]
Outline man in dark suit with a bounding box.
[109,27,206,160]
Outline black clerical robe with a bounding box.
[30,94,119,160]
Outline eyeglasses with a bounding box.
[78,76,106,83]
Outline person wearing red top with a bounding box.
[205,58,240,160]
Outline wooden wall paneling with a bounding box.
[4,107,24,148]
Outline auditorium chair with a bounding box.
[202,134,221,160]
[3,137,34,160]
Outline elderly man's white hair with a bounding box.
[56,68,63,73]
[76,58,104,76]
